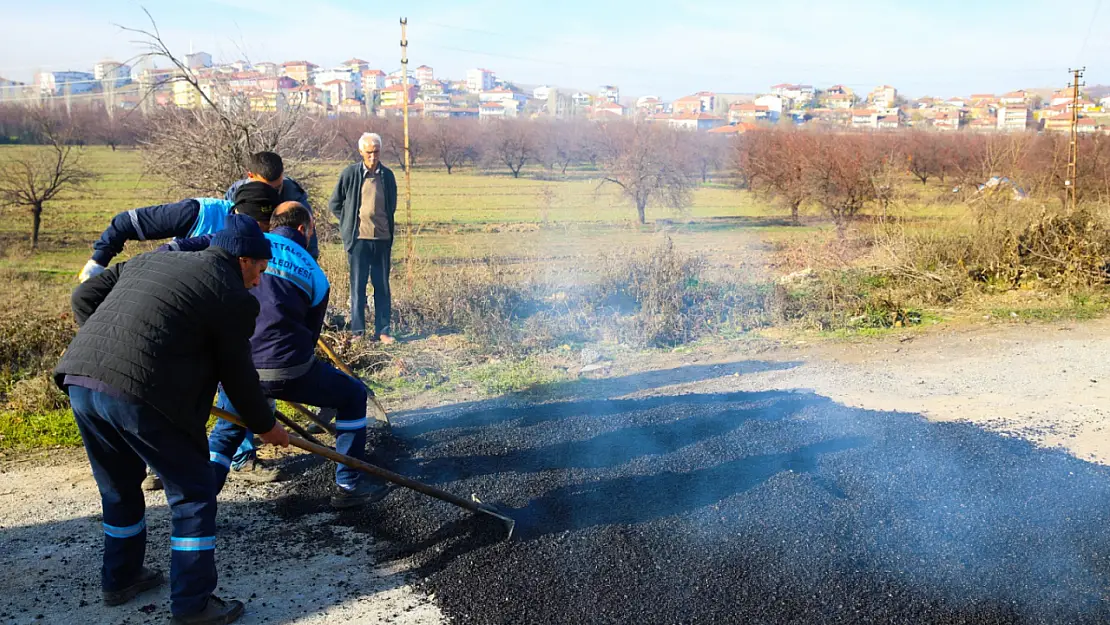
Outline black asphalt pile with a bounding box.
[272,387,1110,624]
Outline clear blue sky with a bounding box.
[2,0,1106,98]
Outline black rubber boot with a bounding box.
[170,595,244,625]
[102,566,164,606]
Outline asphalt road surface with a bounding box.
[277,357,1110,624]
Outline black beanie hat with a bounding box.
[232,181,281,223]
[211,215,272,260]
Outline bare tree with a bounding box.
[121,11,330,198]
[484,119,537,178]
[684,132,727,183]
[0,115,96,250]
[598,122,696,224]
[903,131,945,185]
[740,129,812,224]
[378,117,425,172]
[804,133,885,229]
[427,117,476,174]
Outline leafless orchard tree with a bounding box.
[0,115,96,250]
[598,122,696,224]
[484,119,537,178]
[427,117,477,174]
[120,10,331,198]
[739,129,812,224]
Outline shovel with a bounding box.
[211,406,515,539]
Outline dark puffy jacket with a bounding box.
[91,198,234,266]
[327,163,397,252]
[156,227,330,378]
[226,176,319,258]
[54,248,276,442]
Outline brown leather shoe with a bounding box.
[142,471,163,491]
[102,566,164,606]
[230,457,286,483]
[170,595,244,625]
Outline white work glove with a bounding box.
[79,259,106,283]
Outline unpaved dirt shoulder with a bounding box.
[640,319,1110,464]
[0,453,444,625]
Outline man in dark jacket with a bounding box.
[55,214,289,625]
[78,182,281,282]
[328,132,398,343]
[225,151,319,258]
[183,203,389,508]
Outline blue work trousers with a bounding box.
[207,360,368,491]
[69,385,216,617]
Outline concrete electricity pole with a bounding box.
[400,17,415,289]
[1066,66,1085,211]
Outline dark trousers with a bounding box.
[69,385,216,617]
[348,238,392,335]
[208,360,369,491]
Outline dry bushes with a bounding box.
[874,199,1110,297]
[0,271,74,413]
[322,238,776,353]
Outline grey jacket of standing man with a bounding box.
[327,162,398,252]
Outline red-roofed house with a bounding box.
[322,79,354,107]
[708,122,757,135]
[362,69,386,91]
[673,91,715,114]
[591,101,626,119]
[1041,112,1077,132]
[336,98,366,116]
[479,101,513,120]
[850,109,880,129]
[933,111,961,132]
[281,61,317,85]
[968,118,998,132]
[379,84,417,108]
[877,115,900,130]
[826,93,854,109]
[343,58,369,73]
[668,112,725,132]
[770,83,814,102]
[728,103,770,124]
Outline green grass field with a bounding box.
[0,146,805,280]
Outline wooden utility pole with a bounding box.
[1066,66,1085,211]
[400,17,415,289]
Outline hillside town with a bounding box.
[1,54,1107,134]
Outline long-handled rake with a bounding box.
[211,406,515,539]
[317,337,391,429]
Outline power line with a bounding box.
[1077,0,1104,64]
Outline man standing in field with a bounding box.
[225,151,319,258]
[328,132,398,343]
[55,214,290,625]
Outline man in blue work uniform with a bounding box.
[225,151,319,258]
[174,202,389,508]
[56,215,290,625]
[78,181,285,486]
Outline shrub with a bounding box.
[0,271,74,408]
